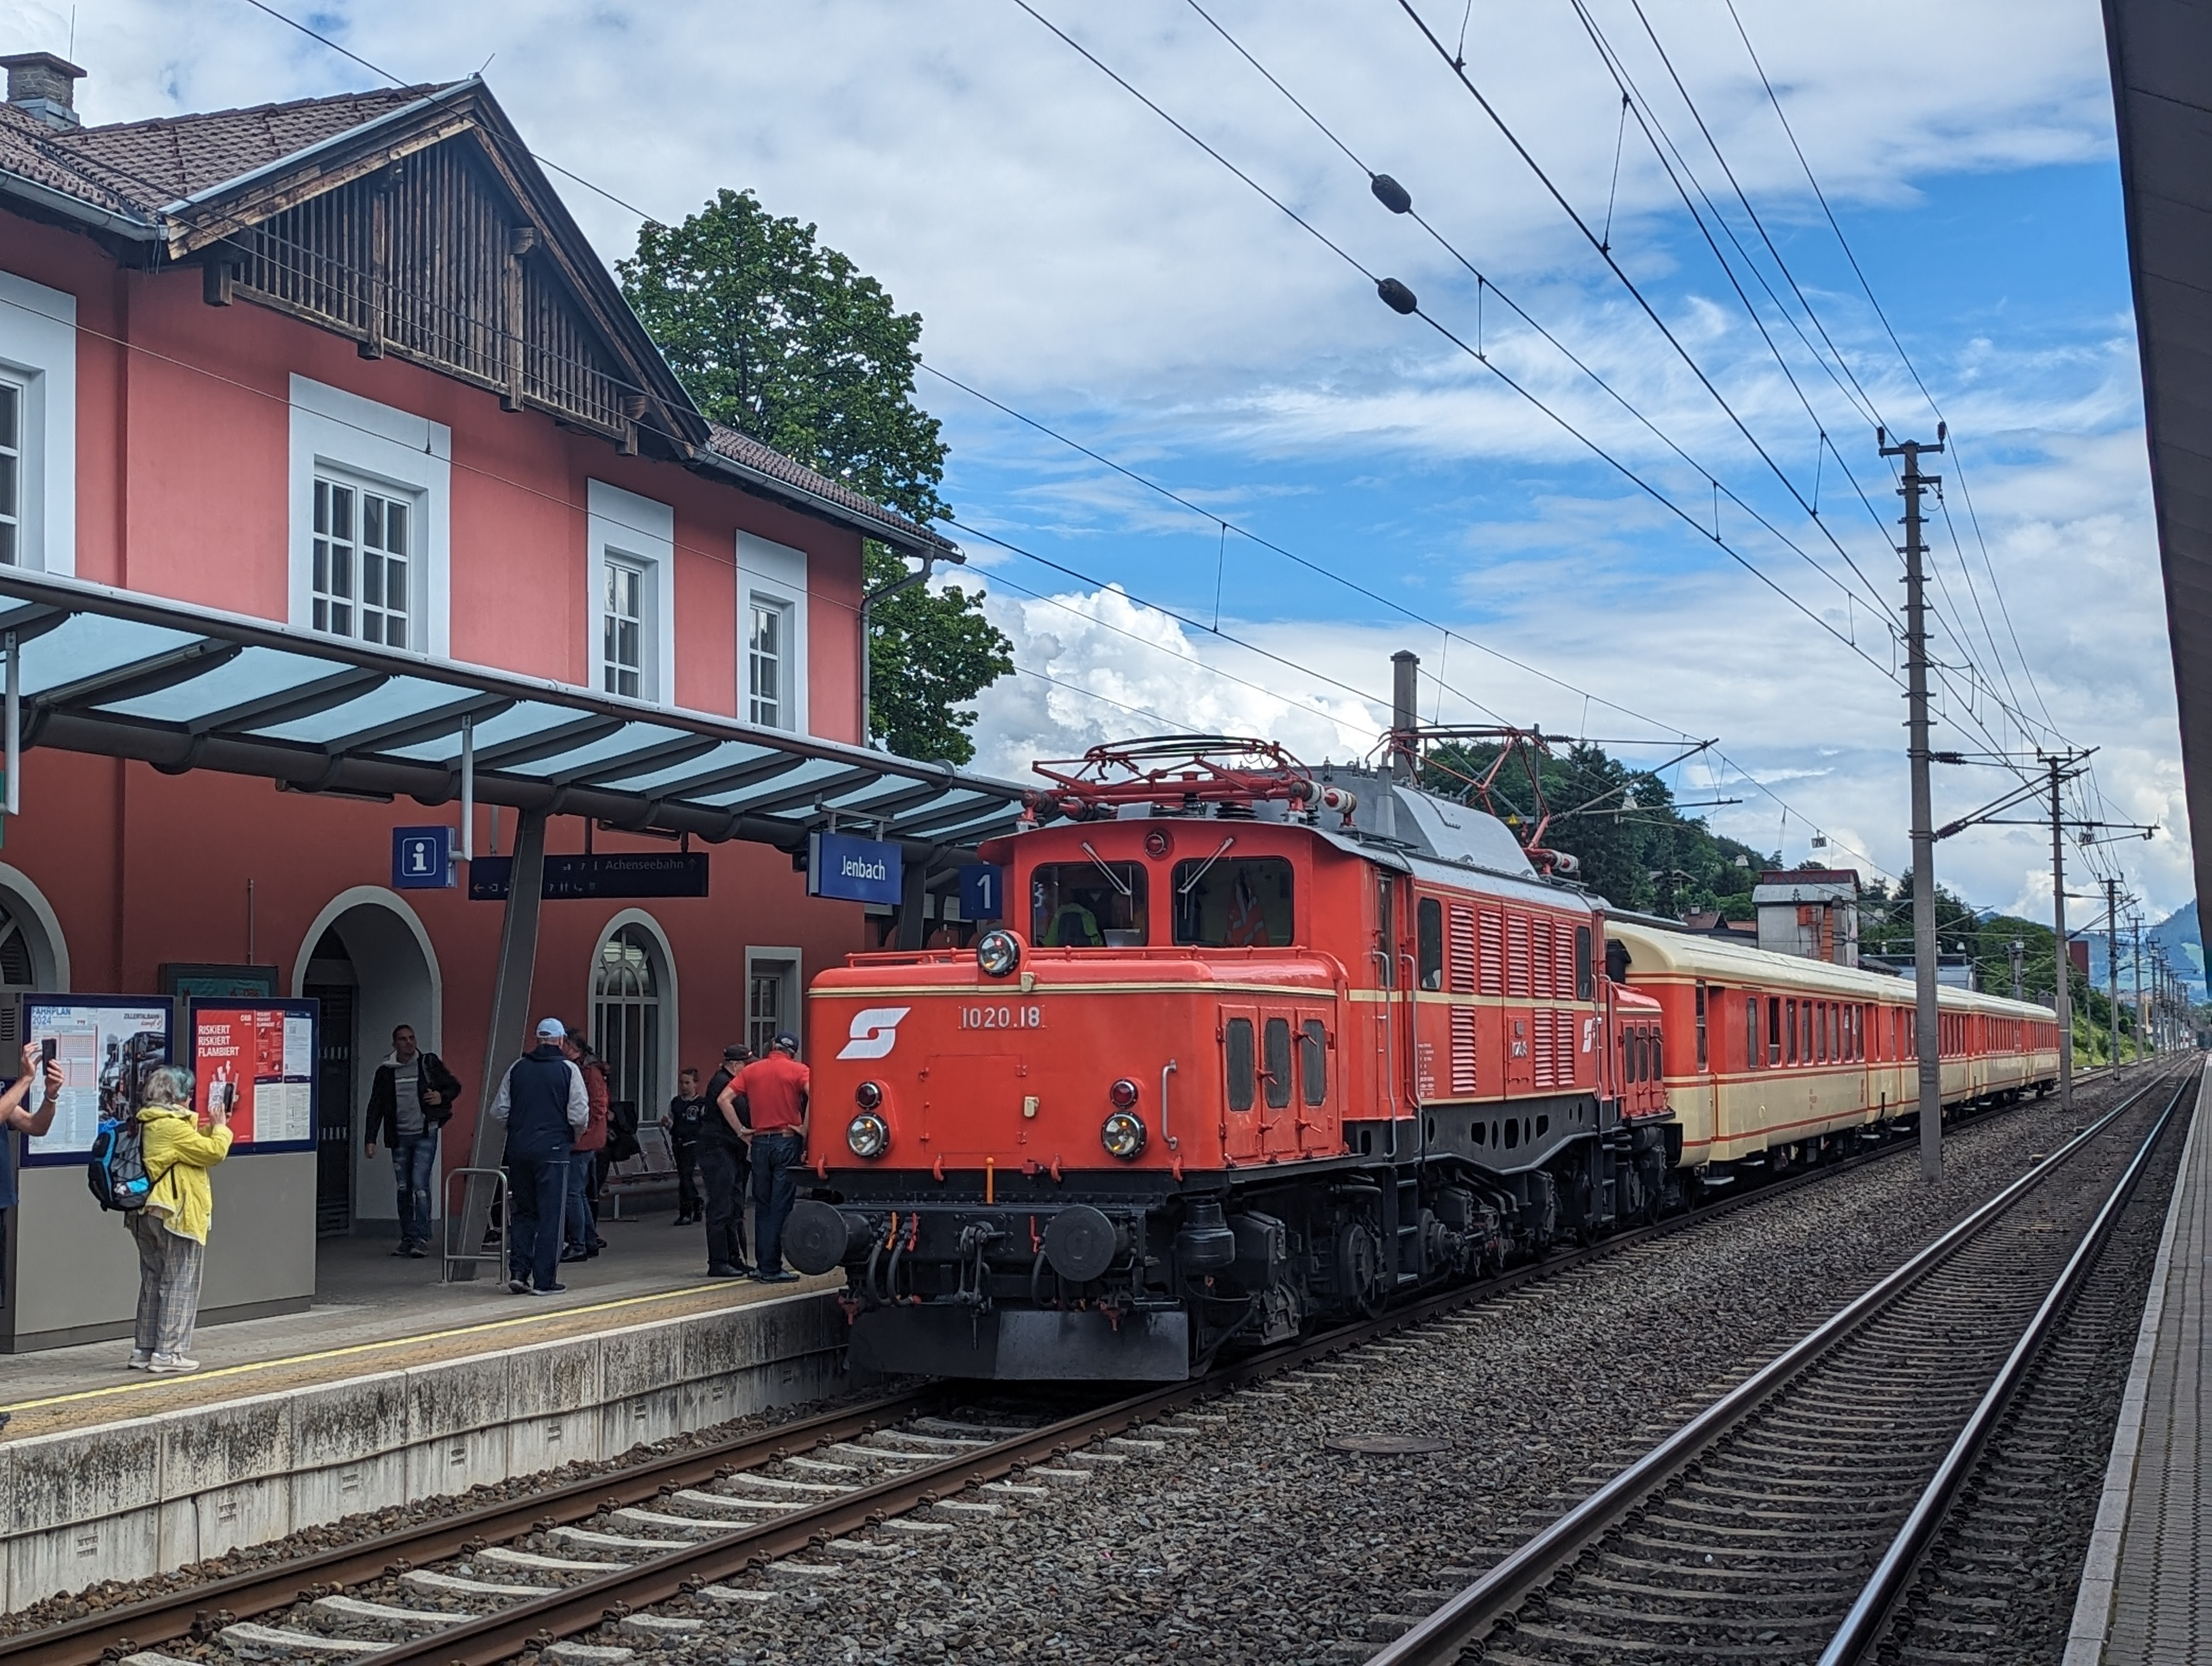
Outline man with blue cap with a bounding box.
[489,1018,589,1295]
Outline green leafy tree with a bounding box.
[618,189,1011,763]
[1418,740,1766,915]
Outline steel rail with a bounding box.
[1365,1058,2190,1666]
[0,1389,938,1666]
[1818,1064,2200,1664]
[0,1066,2118,1666]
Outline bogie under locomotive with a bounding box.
[785,739,2057,1379]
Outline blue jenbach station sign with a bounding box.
[808,830,904,906]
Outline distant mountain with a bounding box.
[2150,901,2205,1000]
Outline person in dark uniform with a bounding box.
[696,1043,753,1276]
[488,1018,589,1295]
[666,1066,707,1226]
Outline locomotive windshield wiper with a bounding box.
[1079,840,1135,898]
[1176,836,1237,896]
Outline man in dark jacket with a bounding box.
[363,1024,464,1258]
[696,1043,752,1276]
[490,1018,589,1295]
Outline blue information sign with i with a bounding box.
[393,826,454,889]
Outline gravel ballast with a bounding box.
[623,1077,2179,1664]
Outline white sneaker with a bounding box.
[126,1351,153,1369]
[146,1354,200,1374]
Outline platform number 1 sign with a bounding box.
[393,825,455,890]
[959,863,1005,924]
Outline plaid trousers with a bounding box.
[130,1209,205,1357]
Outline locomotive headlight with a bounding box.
[1108,1078,1140,1111]
[846,1112,891,1158]
[976,929,1022,978]
[854,1080,883,1111]
[1101,1110,1147,1161]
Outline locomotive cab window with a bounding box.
[1417,897,1444,990]
[1574,925,1594,999]
[1225,1016,1256,1112]
[1300,1018,1328,1105]
[1031,861,1148,947]
[1262,1016,1293,1110]
[1173,855,1294,947]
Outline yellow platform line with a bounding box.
[0,1278,744,1415]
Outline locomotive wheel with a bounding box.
[1335,1219,1387,1318]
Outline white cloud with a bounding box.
[1,0,2183,917]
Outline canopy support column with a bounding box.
[454,808,547,1279]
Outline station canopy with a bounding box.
[0,569,1032,853]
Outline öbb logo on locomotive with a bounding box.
[781,734,2061,1383]
[835,1008,912,1061]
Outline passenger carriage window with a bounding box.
[1262,1017,1292,1110]
[1032,860,1148,947]
[1785,998,1798,1065]
[1695,982,1709,1071]
[1174,856,1294,947]
[1300,1019,1328,1105]
[1225,1017,1256,1112]
[1417,897,1444,990]
[1747,994,1760,1070]
[1768,997,1782,1066]
[1576,925,1594,1000]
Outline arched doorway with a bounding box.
[293,889,439,1235]
[0,863,68,1049]
[591,913,676,1131]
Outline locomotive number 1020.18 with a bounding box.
[959,1004,1045,1030]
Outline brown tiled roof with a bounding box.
[704,422,956,554]
[0,81,953,556]
[0,85,445,221]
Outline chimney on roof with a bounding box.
[1,51,86,130]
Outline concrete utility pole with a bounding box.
[2132,914,2144,1064]
[1882,427,1945,1182]
[2105,876,2123,1072]
[2044,754,2078,1112]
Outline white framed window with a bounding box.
[737,532,809,734]
[603,555,647,697]
[745,947,802,1059]
[587,480,674,703]
[0,270,78,575]
[0,375,20,568]
[289,376,449,654]
[312,470,415,647]
[747,594,790,728]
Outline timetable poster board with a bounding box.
[190,1001,318,1153]
[20,996,172,1168]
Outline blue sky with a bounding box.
[1,0,2182,927]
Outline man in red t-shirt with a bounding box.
[734,1033,810,1282]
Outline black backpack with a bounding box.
[87,1112,153,1212]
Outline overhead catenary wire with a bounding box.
[1390,0,1908,627]
[1571,0,2066,776]
[1721,0,2067,753]
[1179,0,1903,637]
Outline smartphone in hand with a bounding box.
[39,1037,55,1066]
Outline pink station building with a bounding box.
[0,52,1017,1348]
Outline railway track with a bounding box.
[0,1070,2136,1666]
[1367,1059,2198,1666]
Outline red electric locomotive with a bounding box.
[785,737,1674,1379]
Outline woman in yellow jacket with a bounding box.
[132,1065,232,1374]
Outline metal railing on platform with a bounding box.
[440,1165,509,1284]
